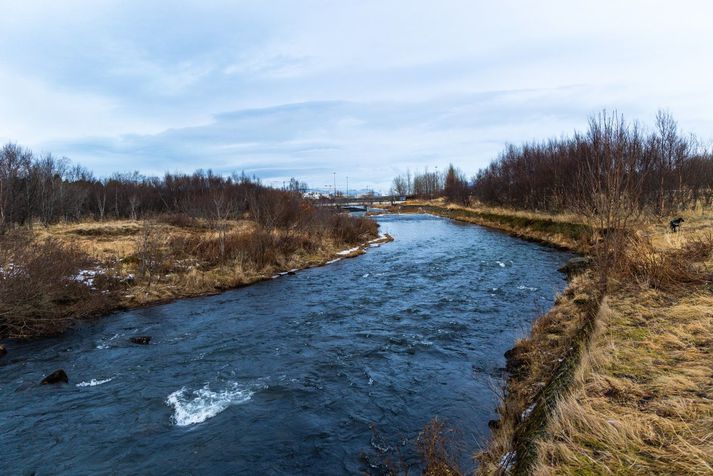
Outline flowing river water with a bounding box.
[0,214,572,475]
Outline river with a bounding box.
[0,214,571,475]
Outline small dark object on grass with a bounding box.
[41,369,69,385]
[130,336,151,345]
[670,217,684,232]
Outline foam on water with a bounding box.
[76,378,113,387]
[96,333,121,349]
[166,382,255,427]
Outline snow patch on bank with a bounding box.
[72,267,104,288]
[336,246,361,256]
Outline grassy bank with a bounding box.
[531,226,713,474]
[398,201,712,474]
[386,199,591,253]
[0,214,386,340]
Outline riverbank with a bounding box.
[2,213,573,475]
[392,201,712,474]
[384,200,591,253]
[0,216,388,341]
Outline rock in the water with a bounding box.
[558,257,592,276]
[504,346,529,377]
[0,344,6,357]
[41,369,69,385]
[488,419,501,430]
[130,336,151,345]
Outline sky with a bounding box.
[1,1,712,192]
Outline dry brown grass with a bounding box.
[407,198,586,226]
[467,203,713,475]
[392,200,591,252]
[534,290,713,475]
[475,274,600,474]
[3,215,381,337]
[0,236,119,338]
[528,210,713,475]
[418,418,464,476]
[33,218,255,262]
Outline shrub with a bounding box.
[169,227,319,269]
[155,213,206,229]
[134,222,173,286]
[417,418,463,475]
[619,234,713,289]
[329,214,379,244]
[0,235,117,339]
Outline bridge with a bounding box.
[312,195,405,212]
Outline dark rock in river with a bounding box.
[0,344,6,357]
[41,369,69,385]
[558,257,592,276]
[504,346,529,377]
[130,336,151,345]
[488,419,500,430]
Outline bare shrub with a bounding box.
[134,222,171,287]
[573,112,650,293]
[169,227,318,269]
[329,214,379,244]
[417,418,463,475]
[471,110,712,215]
[0,235,116,339]
[619,233,713,289]
[156,212,204,229]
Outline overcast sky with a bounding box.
[1,1,712,191]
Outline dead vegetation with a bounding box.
[390,200,592,252]
[394,111,713,474]
[619,232,713,290]
[530,218,713,475]
[418,418,464,476]
[534,290,713,475]
[473,206,713,475]
[0,235,119,339]
[475,274,601,475]
[0,212,379,339]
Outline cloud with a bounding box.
[2,0,713,190]
[43,86,610,189]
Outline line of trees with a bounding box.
[472,111,713,215]
[391,165,470,204]
[390,111,713,216]
[391,110,713,293]
[0,143,316,233]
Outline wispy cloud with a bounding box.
[2,0,712,190]
[45,87,605,188]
